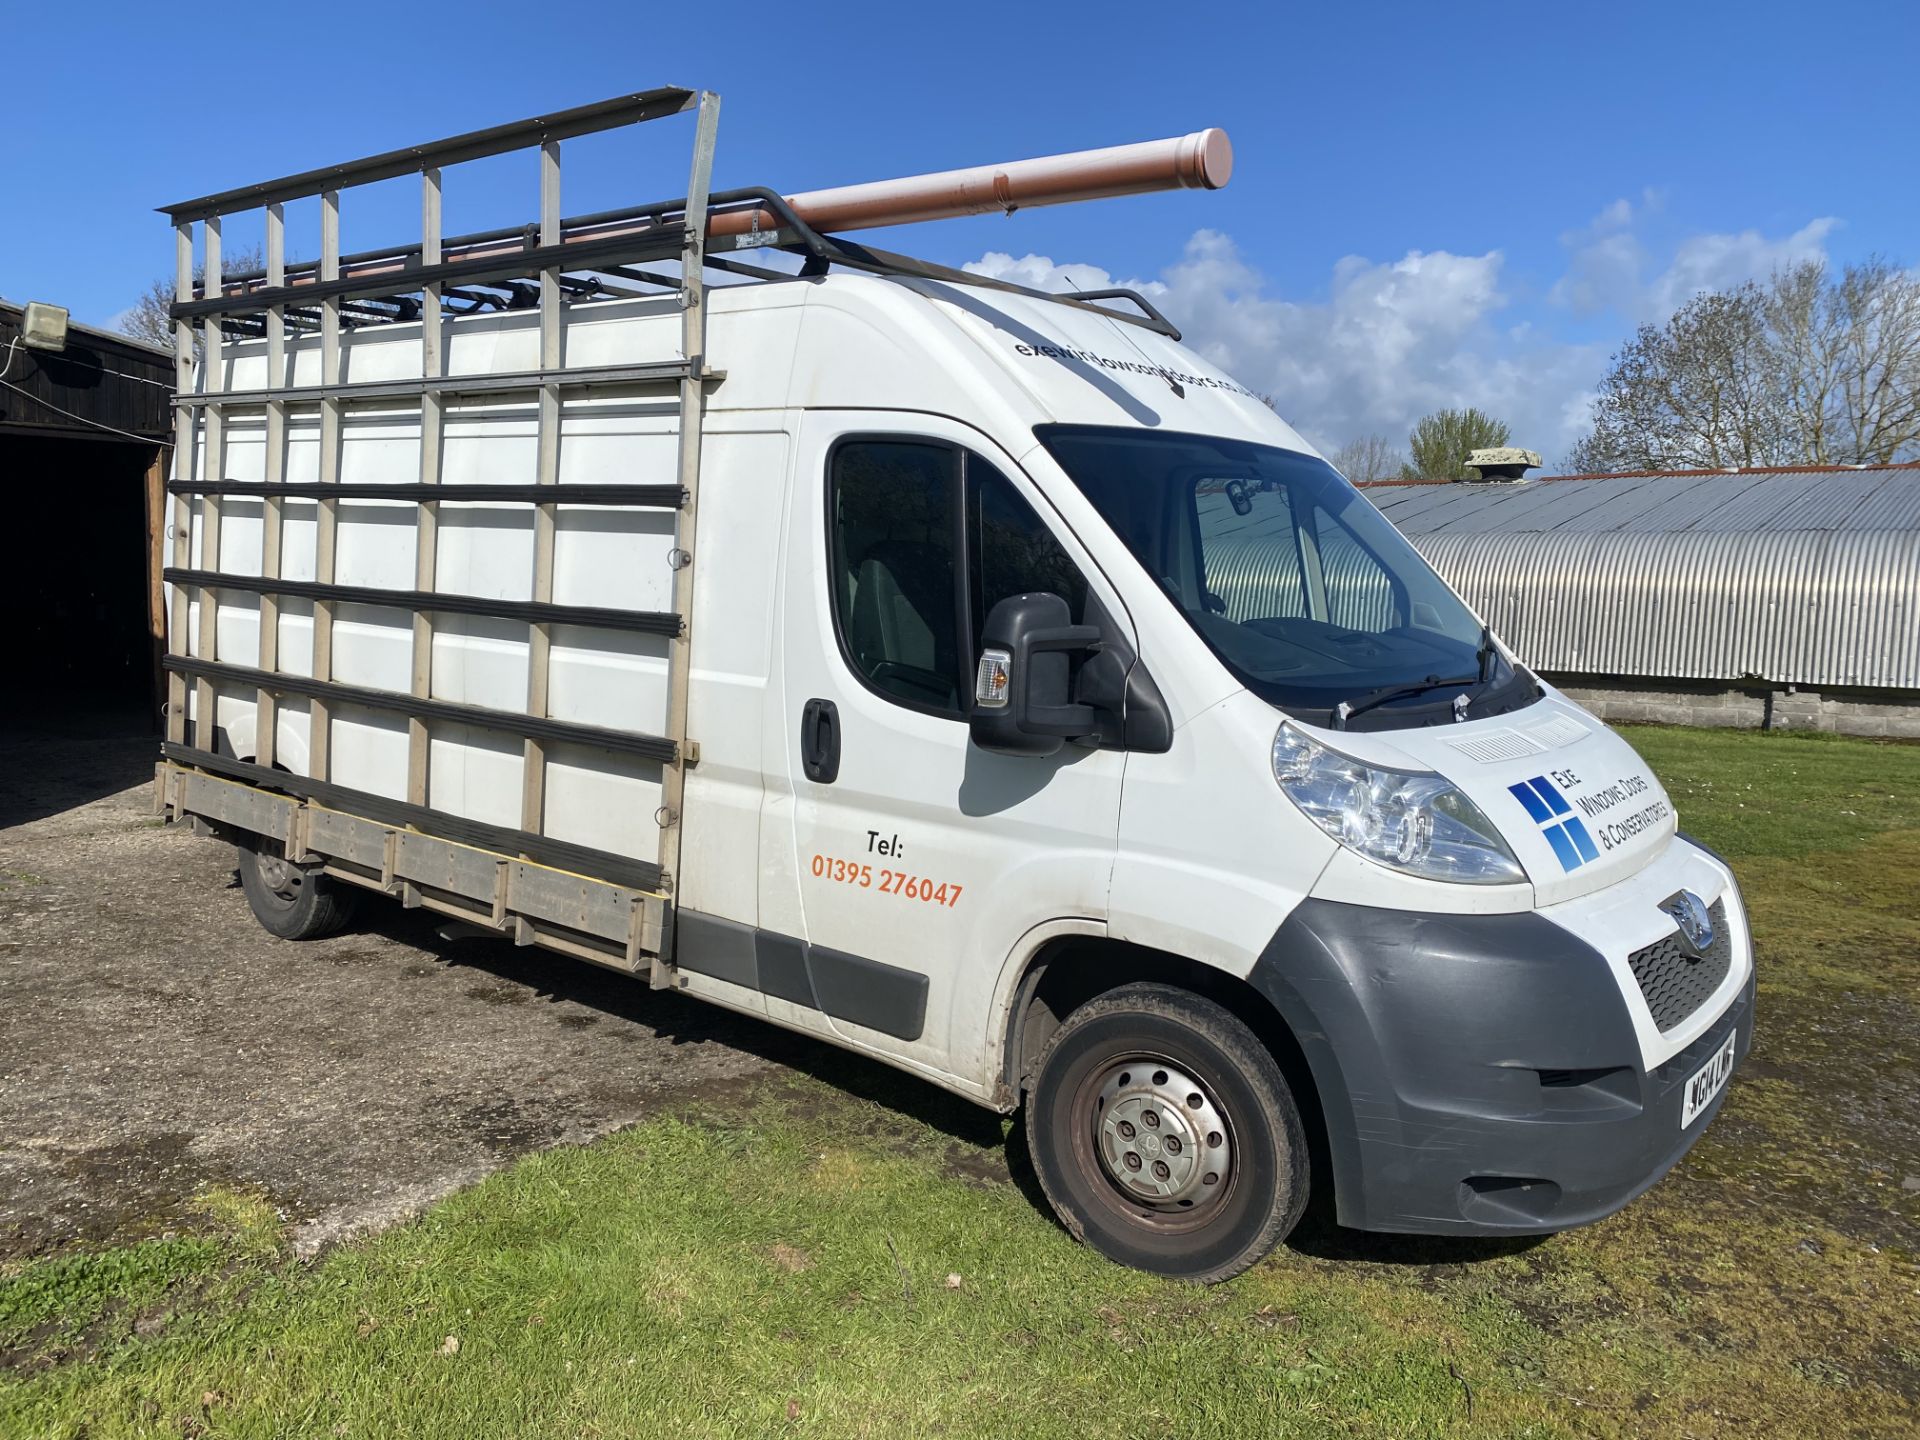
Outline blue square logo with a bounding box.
[1508,776,1599,872]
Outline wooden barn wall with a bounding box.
[0,308,173,439]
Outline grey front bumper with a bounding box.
[1248,894,1753,1235]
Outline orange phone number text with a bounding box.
[809,853,963,907]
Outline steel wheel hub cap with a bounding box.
[1092,1061,1232,1208]
[257,856,301,900]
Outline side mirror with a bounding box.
[968,592,1101,756]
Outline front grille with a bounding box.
[1628,898,1733,1032]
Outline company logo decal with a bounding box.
[1008,342,1261,399]
[1660,890,1716,954]
[1508,776,1600,872]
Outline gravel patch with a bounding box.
[0,711,779,1259]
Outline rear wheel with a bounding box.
[237,839,358,940]
[1025,982,1309,1282]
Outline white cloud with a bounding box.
[1550,196,1648,316]
[1645,217,1837,315]
[965,252,1122,293]
[95,305,141,337]
[1553,194,1838,321]
[968,206,1844,468]
[970,232,1602,462]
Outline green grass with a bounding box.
[4,724,1919,1438]
[1629,723,1920,858]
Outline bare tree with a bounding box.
[1328,434,1406,483]
[1567,284,1787,473]
[1400,408,1511,480]
[118,244,265,351]
[1767,260,1845,464]
[1567,259,1920,473]
[1809,258,1920,464]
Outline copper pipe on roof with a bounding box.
[707,128,1232,239]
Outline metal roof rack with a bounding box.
[163,96,1186,342]
[172,184,1183,341]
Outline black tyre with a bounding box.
[1025,982,1309,1282]
[236,840,359,940]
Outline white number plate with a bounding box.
[1681,1030,1738,1129]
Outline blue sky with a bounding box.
[6,0,1913,465]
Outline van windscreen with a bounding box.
[1035,425,1536,728]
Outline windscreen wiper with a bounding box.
[1332,672,1478,730]
[1328,626,1502,729]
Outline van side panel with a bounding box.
[678,425,792,926]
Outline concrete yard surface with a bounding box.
[0,709,780,1260]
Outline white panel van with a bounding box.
[158,91,1753,1280]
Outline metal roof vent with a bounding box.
[1464,447,1542,483]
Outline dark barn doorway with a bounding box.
[1,302,174,823]
[11,434,164,714]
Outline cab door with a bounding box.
[766,411,1129,1088]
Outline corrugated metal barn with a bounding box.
[1362,464,1920,736]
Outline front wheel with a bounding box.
[1025,983,1309,1282]
[237,839,359,940]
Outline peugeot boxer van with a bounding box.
[158,89,1753,1280]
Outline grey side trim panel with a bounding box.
[808,945,931,1042]
[675,910,928,1043]
[675,911,758,989]
[756,932,818,1009]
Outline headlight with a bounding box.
[1272,723,1526,885]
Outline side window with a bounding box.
[1311,506,1402,632]
[827,441,1095,720]
[968,458,1089,637]
[830,441,963,715]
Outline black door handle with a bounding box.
[800,698,840,784]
